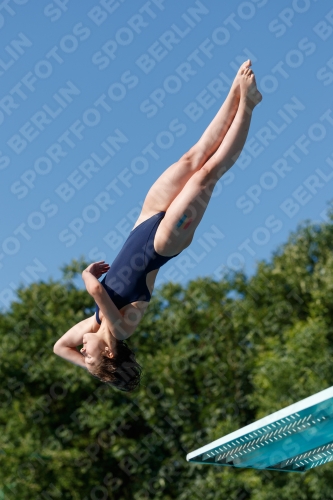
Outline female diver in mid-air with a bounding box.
[53,60,262,391]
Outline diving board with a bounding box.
[187,386,333,472]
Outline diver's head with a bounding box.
[81,326,142,392]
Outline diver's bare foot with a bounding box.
[240,68,262,109]
[230,60,252,96]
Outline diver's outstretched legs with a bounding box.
[191,59,251,162]
[154,68,262,255]
[134,61,252,227]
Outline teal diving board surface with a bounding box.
[187,387,333,472]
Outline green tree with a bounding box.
[1,214,333,499]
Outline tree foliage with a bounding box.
[2,214,333,499]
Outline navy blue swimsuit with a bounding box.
[95,211,179,324]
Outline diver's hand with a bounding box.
[85,261,110,279]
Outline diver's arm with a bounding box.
[53,345,87,369]
[82,265,137,340]
[53,315,96,369]
[54,315,96,348]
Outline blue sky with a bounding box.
[1,0,333,307]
